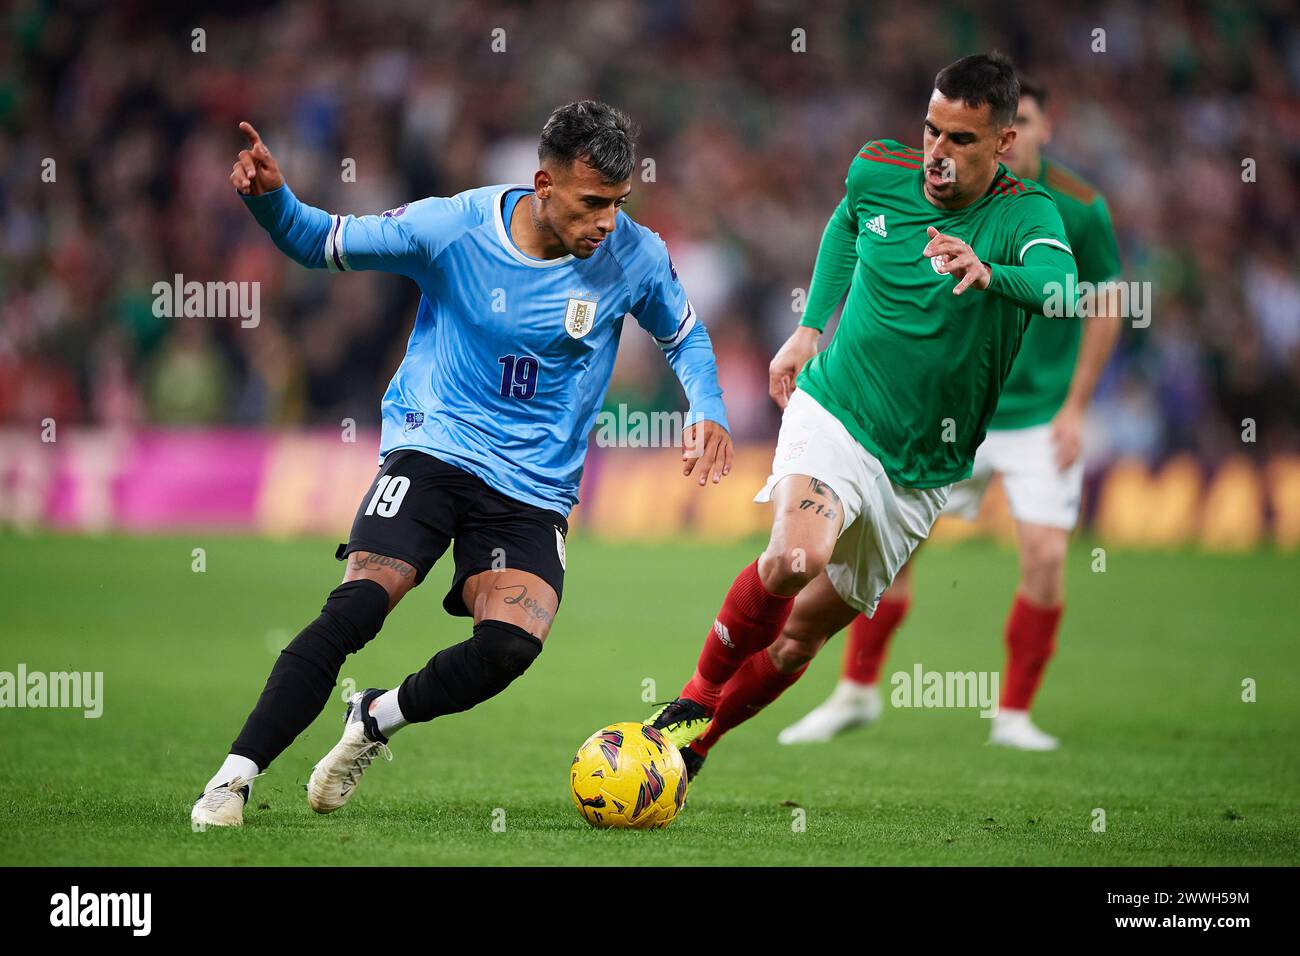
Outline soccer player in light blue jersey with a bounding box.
[193,102,733,828]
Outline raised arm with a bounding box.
[231,121,452,278]
[231,122,284,196]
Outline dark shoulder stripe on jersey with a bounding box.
[859,144,922,168]
[865,141,922,159]
[991,172,1031,197]
[1043,162,1099,204]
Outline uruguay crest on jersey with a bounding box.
[564,296,599,339]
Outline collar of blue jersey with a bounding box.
[493,186,575,268]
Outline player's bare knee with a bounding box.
[1020,535,1067,605]
[759,544,830,594]
[768,637,816,673]
[766,475,843,591]
[1021,570,1064,607]
[769,602,835,671]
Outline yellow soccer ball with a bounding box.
[570,722,688,829]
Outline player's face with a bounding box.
[922,91,1015,208]
[535,160,632,258]
[1003,95,1051,179]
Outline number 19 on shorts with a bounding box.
[364,474,410,518]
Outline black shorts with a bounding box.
[336,449,569,617]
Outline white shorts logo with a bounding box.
[713,619,733,648]
[555,527,567,570]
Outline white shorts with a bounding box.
[943,423,1083,529]
[754,389,949,617]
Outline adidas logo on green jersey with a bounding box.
[865,213,888,237]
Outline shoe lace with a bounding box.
[342,740,392,791]
[201,771,266,810]
[650,699,709,727]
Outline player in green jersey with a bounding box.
[644,54,1079,771]
[776,75,1123,754]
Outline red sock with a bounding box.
[682,559,795,711]
[692,649,807,755]
[1000,594,1062,710]
[842,596,910,685]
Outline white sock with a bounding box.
[831,678,878,703]
[205,754,259,795]
[370,688,409,737]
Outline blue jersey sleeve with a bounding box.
[241,184,472,279]
[630,233,695,348]
[628,231,730,432]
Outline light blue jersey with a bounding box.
[242,183,729,514]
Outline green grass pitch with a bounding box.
[1,532,1297,866]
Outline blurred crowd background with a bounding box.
[3,0,1299,462]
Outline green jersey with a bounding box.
[797,140,1077,488]
[988,157,1122,429]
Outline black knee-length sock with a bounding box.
[229,579,389,769]
[396,620,542,723]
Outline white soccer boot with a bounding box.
[988,709,1059,751]
[778,680,883,745]
[307,688,393,814]
[191,774,261,829]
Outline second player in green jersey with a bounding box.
[776,74,1124,758]
[645,53,1079,774]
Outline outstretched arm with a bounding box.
[232,121,445,278]
[231,122,284,197]
[231,121,330,267]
